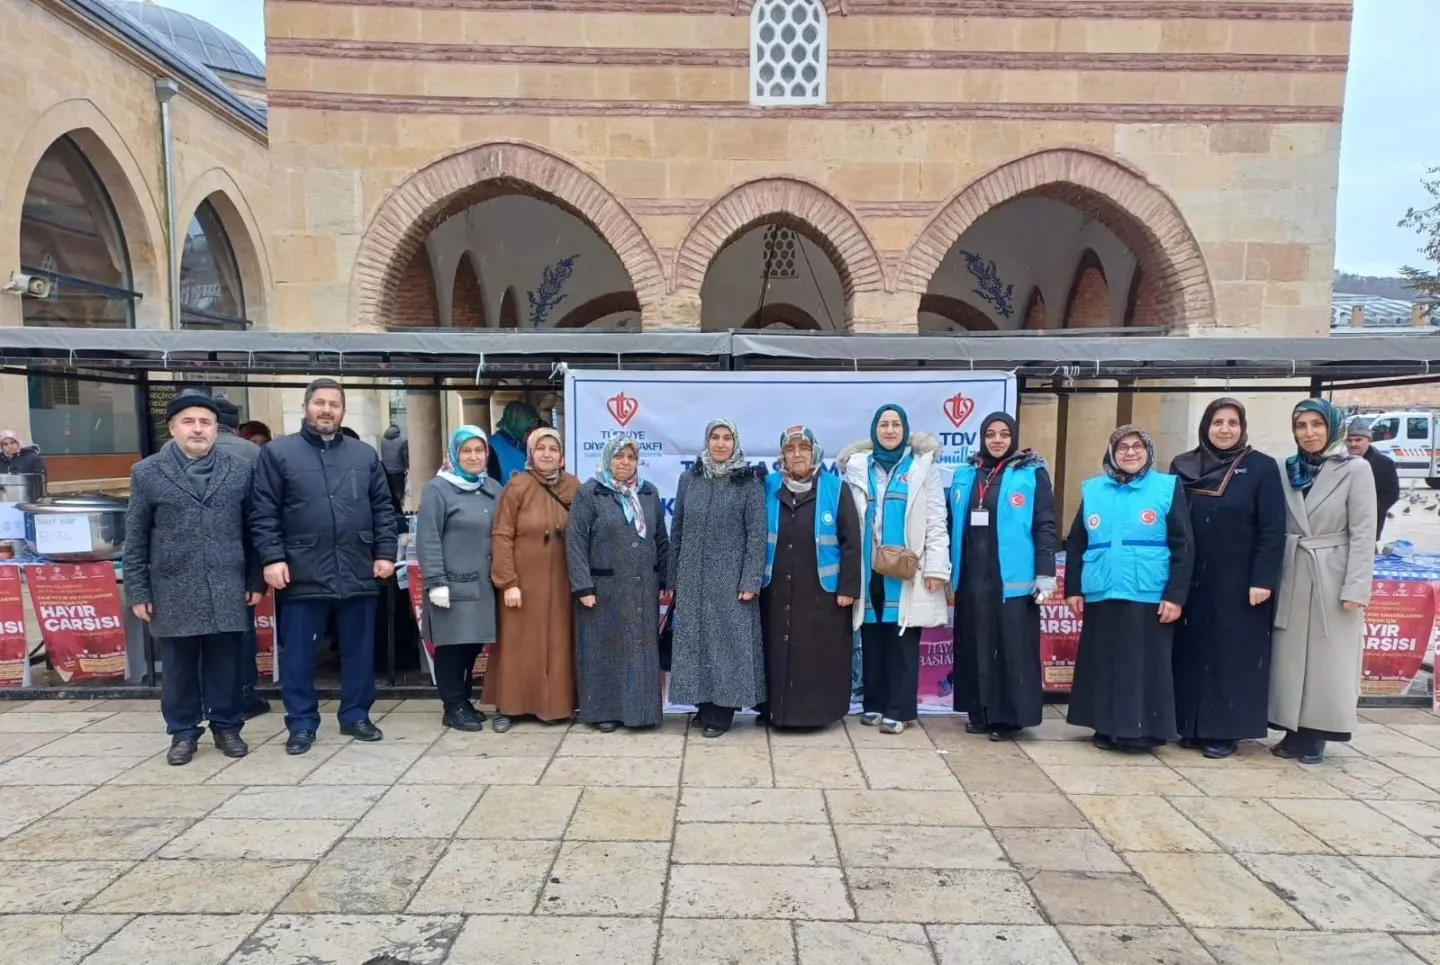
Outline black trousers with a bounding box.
[696,702,736,731]
[434,644,482,711]
[860,574,920,722]
[386,471,406,516]
[162,632,244,740]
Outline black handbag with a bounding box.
[658,603,674,673]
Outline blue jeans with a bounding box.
[279,596,378,734]
[162,632,244,740]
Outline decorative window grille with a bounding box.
[750,0,827,106]
[761,225,798,279]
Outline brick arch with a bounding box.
[673,177,887,307]
[498,286,520,329]
[918,293,997,332]
[451,253,486,328]
[742,303,822,330]
[350,140,665,330]
[898,148,1215,330]
[1064,250,1110,329]
[554,291,641,329]
[1023,287,1049,330]
[392,247,439,328]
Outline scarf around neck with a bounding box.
[167,440,217,500]
[700,419,747,478]
[779,424,821,494]
[1173,397,1252,495]
[1103,424,1155,486]
[596,436,646,537]
[1286,398,1348,491]
[438,425,489,492]
[869,404,911,473]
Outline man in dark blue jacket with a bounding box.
[250,378,398,755]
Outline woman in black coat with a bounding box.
[1168,398,1285,759]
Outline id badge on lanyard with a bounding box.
[972,464,1005,528]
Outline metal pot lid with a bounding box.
[18,493,129,513]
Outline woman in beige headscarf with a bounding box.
[485,427,582,732]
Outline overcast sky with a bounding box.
[165,0,1437,278]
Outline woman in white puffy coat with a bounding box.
[837,404,951,734]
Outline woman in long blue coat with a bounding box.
[1169,398,1285,759]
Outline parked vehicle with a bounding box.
[1364,410,1440,487]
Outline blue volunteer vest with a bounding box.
[492,434,527,482]
[1078,471,1176,604]
[949,464,1039,599]
[764,471,843,593]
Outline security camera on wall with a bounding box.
[2,273,53,299]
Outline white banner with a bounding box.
[563,369,1017,513]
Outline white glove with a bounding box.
[429,586,451,609]
[1033,576,1058,604]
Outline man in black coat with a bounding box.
[1347,419,1400,541]
[250,378,398,755]
[123,393,264,766]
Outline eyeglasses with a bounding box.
[1114,443,1148,454]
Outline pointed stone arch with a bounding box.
[1064,250,1110,329]
[350,140,665,330]
[177,168,272,330]
[1023,287,1049,330]
[672,177,888,310]
[392,246,440,328]
[451,253,487,328]
[899,148,1214,330]
[498,287,520,329]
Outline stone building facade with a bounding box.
[264,0,1351,513]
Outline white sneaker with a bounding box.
[860,712,882,727]
[880,718,905,735]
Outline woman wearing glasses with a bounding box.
[1064,425,1194,753]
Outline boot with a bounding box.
[212,728,249,759]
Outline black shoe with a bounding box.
[491,714,513,734]
[212,728,249,759]
[596,721,619,733]
[1271,735,1301,759]
[166,737,197,766]
[1092,734,1115,751]
[1298,741,1326,765]
[988,728,1011,742]
[340,720,384,742]
[755,711,771,727]
[1179,737,1203,750]
[702,726,725,738]
[242,698,272,720]
[1202,741,1237,760]
[443,708,483,732]
[965,721,988,735]
[285,730,316,755]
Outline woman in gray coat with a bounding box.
[416,425,500,733]
[1270,398,1376,765]
[668,419,768,738]
[567,436,669,731]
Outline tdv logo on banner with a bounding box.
[563,371,1017,518]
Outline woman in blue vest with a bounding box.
[758,426,863,729]
[487,401,541,483]
[950,412,1058,741]
[838,405,951,736]
[1064,425,1195,752]
[1169,398,1285,759]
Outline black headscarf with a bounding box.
[1103,424,1155,486]
[974,411,1018,469]
[1172,397,1252,495]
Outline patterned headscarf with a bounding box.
[700,419,747,478]
[1287,398,1348,491]
[596,436,645,537]
[526,427,564,486]
[869,405,911,473]
[438,425,489,492]
[1103,424,1155,486]
[779,425,822,493]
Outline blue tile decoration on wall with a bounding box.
[527,254,579,327]
[961,251,1014,319]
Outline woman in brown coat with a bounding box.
[485,427,582,732]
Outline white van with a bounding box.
[1364,410,1440,486]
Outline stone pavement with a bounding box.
[4,702,1440,964]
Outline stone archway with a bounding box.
[899,148,1215,330]
[177,168,272,330]
[673,177,887,319]
[3,99,166,329]
[350,141,666,330]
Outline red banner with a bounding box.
[1363,579,1435,696]
[1040,565,1082,691]
[405,562,487,682]
[25,563,127,682]
[0,568,28,686]
[254,591,276,682]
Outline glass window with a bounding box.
[19,136,142,456]
[1370,417,1399,442]
[179,200,247,329]
[750,0,827,107]
[1408,416,1430,439]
